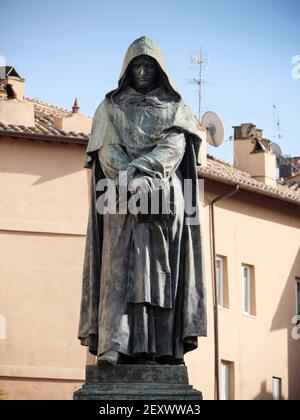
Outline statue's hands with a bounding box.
[126,167,137,184]
[118,167,136,194]
[128,177,152,216]
[128,177,152,196]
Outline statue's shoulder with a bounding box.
[175,100,197,123]
[93,99,119,127]
[93,99,110,120]
[176,100,193,115]
[86,98,121,155]
[173,100,201,139]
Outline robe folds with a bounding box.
[78,36,207,361]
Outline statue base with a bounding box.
[73,364,202,400]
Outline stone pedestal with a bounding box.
[73,364,202,400]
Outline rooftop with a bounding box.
[0,95,88,144]
[0,66,23,79]
[199,154,300,206]
[0,88,299,206]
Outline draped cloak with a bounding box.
[78,36,207,361]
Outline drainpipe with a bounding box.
[210,184,239,400]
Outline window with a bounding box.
[216,256,224,307]
[272,377,282,400]
[242,264,256,316]
[243,265,251,314]
[220,360,234,400]
[216,256,229,308]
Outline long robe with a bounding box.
[78,36,207,362]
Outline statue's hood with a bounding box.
[106,36,181,100]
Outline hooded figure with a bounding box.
[78,36,207,365]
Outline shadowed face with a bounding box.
[130,55,158,94]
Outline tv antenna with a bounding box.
[272,102,282,144]
[201,111,225,147]
[188,48,208,120]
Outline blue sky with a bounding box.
[1,0,299,162]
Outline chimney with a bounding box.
[72,97,80,114]
[0,66,34,127]
[53,98,92,135]
[0,66,25,100]
[233,123,277,187]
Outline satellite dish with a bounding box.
[201,111,224,147]
[270,142,283,158]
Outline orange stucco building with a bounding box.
[0,68,299,400]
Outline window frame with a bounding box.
[241,264,256,316]
[220,360,234,400]
[216,256,224,308]
[216,255,230,309]
[272,377,282,400]
[242,265,251,315]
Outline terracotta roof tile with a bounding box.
[199,155,300,205]
[0,96,88,142]
[1,95,299,205]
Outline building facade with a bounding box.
[0,70,299,400]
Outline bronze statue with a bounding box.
[78,36,206,365]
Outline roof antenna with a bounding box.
[188,48,208,121]
[272,101,282,144]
